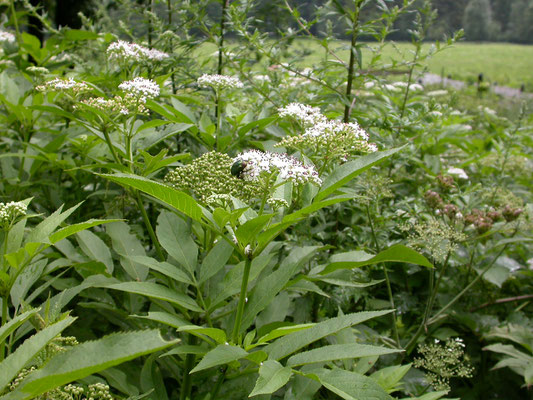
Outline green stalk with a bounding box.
[232,256,252,344]
[215,90,222,151]
[0,296,8,361]
[210,367,227,399]
[9,0,20,40]
[366,204,400,347]
[218,0,230,76]
[101,126,121,165]
[180,334,197,400]
[135,192,165,261]
[343,0,363,123]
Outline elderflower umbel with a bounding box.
[88,382,113,400]
[0,31,16,44]
[118,77,160,99]
[36,78,89,94]
[447,167,468,180]
[234,150,322,186]
[197,74,243,90]
[0,201,27,228]
[107,40,169,62]
[414,338,474,392]
[277,103,326,127]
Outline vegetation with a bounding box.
[0,1,532,400]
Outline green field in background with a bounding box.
[292,40,533,90]
[199,40,533,90]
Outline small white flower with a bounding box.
[410,83,424,91]
[364,81,375,89]
[278,103,326,127]
[427,89,448,97]
[197,74,243,90]
[118,77,160,99]
[36,77,89,93]
[107,40,169,62]
[447,167,468,180]
[0,31,16,44]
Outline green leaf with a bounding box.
[99,174,203,222]
[315,147,404,202]
[371,364,411,394]
[198,240,234,284]
[133,311,189,329]
[109,282,202,312]
[76,231,114,274]
[25,203,81,244]
[239,246,320,333]
[128,256,193,285]
[106,222,148,281]
[3,330,178,400]
[310,368,392,400]
[287,343,402,367]
[50,219,119,244]
[177,325,227,345]
[0,309,39,345]
[190,345,248,373]
[265,310,393,360]
[156,211,197,277]
[249,360,292,397]
[256,324,315,346]
[0,317,76,392]
[160,345,207,358]
[320,245,433,275]
[236,214,273,247]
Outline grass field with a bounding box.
[198,40,533,91]
[290,40,533,90]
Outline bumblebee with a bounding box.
[231,160,247,179]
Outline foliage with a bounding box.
[0,0,532,399]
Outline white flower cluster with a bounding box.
[118,77,160,99]
[426,89,448,97]
[36,77,89,94]
[234,150,322,186]
[447,167,468,180]
[107,40,169,62]
[0,201,27,227]
[63,384,84,396]
[278,103,326,127]
[277,103,378,156]
[26,66,49,75]
[79,78,159,116]
[197,74,243,90]
[0,31,16,44]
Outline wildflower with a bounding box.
[424,190,443,209]
[107,40,169,62]
[0,31,16,44]
[26,66,49,75]
[36,77,90,94]
[277,103,326,127]
[118,77,160,99]
[0,201,27,228]
[267,197,289,210]
[426,89,448,97]
[364,81,375,89]
[234,150,322,186]
[447,167,468,180]
[165,152,259,204]
[501,205,523,222]
[197,74,243,90]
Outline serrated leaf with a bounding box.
[0,317,75,392]
[371,364,411,393]
[190,345,248,373]
[287,343,402,367]
[128,255,193,285]
[49,219,119,244]
[106,222,148,281]
[4,330,178,400]
[133,311,189,329]
[265,310,393,360]
[315,147,404,202]
[109,282,202,312]
[25,203,81,244]
[156,211,197,277]
[99,174,203,222]
[178,325,227,345]
[309,368,392,400]
[76,230,114,274]
[320,244,433,275]
[0,309,39,345]
[236,214,273,247]
[249,360,292,397]
[198,240,234,284]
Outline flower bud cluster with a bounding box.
[234,150,322,186]
[0,31,16,44]
[414,338,473,392]
[64,384,84,396]
[107,40,169,62]
[165,152,259,204]
[0,201,27,228]
[464,206,523,234]
[78,78,159,116]
[36,78,90,94]
[87,383,113,400]
[277,103,377,159]
[197,74,243,90]
[9,367,36,391]
[267,197,289,210]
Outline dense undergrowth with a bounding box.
[0,0,532,399]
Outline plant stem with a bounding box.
[215,90,222,151]
[10,0,20,40]
[218,0,230,75]
[366,204,400,347]
[101,126,121,165]
[179,334,197,400]
[135,191,165,261]
[0,296,8,361]
[343,0,362,123]
[232,256,252,344]
[210,367,227,399]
